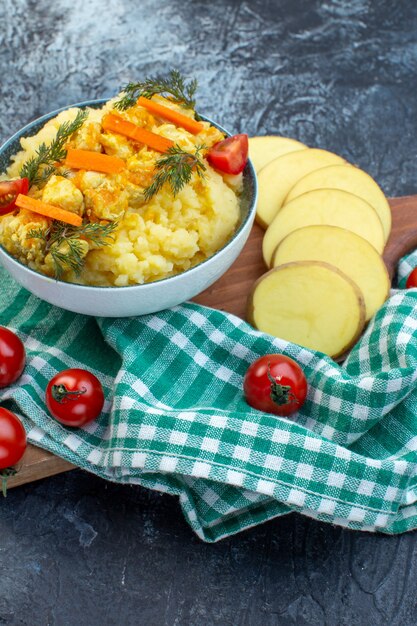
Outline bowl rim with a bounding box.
[0,99,258,291]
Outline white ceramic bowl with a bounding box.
[0,100,257,317]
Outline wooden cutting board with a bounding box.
[7,194,417,489]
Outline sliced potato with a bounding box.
[256,148,346,229]
[272,225,390,321]
[247,261,366,358]
[248,136,306,173]
[284,163,391,241]
[262,188,385,266]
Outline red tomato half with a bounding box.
[0,408,27,469]
[243,354,307,417]
[406,268,417,289]
[0,178,29,216]
[45,368,104,427]
[0,327,26,389]
[207,134,249,175]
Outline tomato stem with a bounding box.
[0,467,17,497]
[267,365,298,408]
[51,384,87,404]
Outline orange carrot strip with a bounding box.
[64,149,125,174]
[102,114,174,153]
[136,97,204,135]
[15,194,83,227]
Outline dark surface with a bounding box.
[2,1,417,624]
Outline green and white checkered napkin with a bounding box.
[1,250,417,543]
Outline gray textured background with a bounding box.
[2,1,417,625]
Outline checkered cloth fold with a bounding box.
[1,251,417,542]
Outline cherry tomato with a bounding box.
[0,408,27,469]
[406,268,417,289]
[0,327,26,389]
[243,354,307,417]
[206,133,249,175]
[0,178,29,216]
[45,368,104,427]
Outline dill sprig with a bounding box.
[144,144,206,201]
[27,219,117,280]
[115,70,198,111]
[20,110,88,186]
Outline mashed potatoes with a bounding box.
[0,97,241,286]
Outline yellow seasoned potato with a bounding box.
[42,175,84,216]
[0,209,50,272]
[72,121,102,152]
[84,187,129,221]
[100,131,136,160]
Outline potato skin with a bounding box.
[248,136,306,174]
[246,260,366,359]
[262,188,386,266]
[255,148,346,229]
[270,224,391,321]
[283,163,392,241]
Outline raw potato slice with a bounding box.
[256,148,346,229]
[272,225,390,321]
[247,261,366,358]
[262,188,385,266]
[248,136,306,173]
[284,163,391,241]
